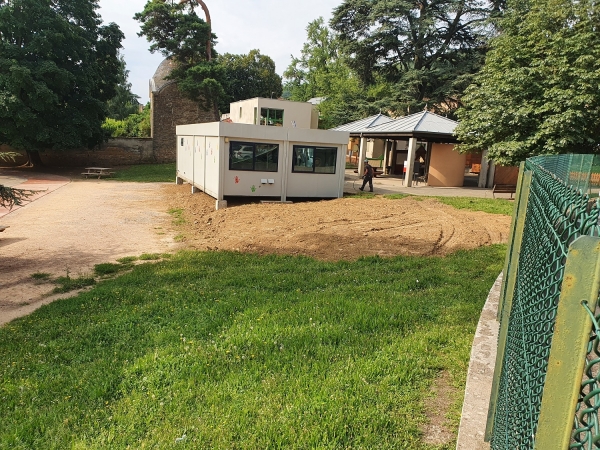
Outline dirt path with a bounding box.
[0,180,178,325]
[164,184,511,261]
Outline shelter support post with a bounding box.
[383,140,392,174]
[405,137,417,187]
[358,136,367,176]
[479,149,490,188]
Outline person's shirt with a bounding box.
[364,163,374,177]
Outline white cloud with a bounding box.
[97,0,342,104]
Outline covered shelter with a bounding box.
[333,111,468,187]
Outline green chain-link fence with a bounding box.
[486,154,600,449]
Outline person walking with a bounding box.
[359,159,374,192]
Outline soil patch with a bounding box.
[164,184,511,261]
[421,371,459,446]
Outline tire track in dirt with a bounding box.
[165,185,511,261]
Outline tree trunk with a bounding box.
[25,150,44,168]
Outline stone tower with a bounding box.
[149,58,217,163]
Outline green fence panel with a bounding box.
[534,236,600,450]
[488,154,600,450]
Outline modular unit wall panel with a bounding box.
[193,136,205,191]
[176,136,194,183]
[223,138,284,198]
[204,136,220,199]
[286,143,346,198]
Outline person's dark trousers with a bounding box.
[359,175,373,192]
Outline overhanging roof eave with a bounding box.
[348,131,459,142]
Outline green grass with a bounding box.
[51,275,96,293]
[0,246,504,449]
[94,263,126,277]
[30,272,51,280]
[112,163,175,182]
[139,252,162,261]
[382,193,411,200]
[431,196,514,215]
[380,194,514,215]
[116,256,138,264]
[168,207,186,225]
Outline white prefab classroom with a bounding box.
[175,121,350,209]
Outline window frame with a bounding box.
[291,145,338,174]
[229,141,279,172]
[260,108,284,127]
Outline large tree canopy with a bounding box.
[219,50,282,109]
[0,0,123,163]
[106,54,141,121]
[135,0,223,116]
[330,0,498,116]
[136,2,283,116]
[455,0,600,165]
[284,18,376,129]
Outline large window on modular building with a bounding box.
[229,141,279,172]
[292,146,337,174]
[260,108,284,126]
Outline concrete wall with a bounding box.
[367,139,385,159]
[427,143,466,187]
[1,138,156,167]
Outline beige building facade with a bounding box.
[228,98,319,129]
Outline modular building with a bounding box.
[175,121,349,209]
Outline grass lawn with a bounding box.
[0,247,504,449]
[112,163,175,182]
[346,192,515,216]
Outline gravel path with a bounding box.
[0,179,177,325]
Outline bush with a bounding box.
[102,104,151,138]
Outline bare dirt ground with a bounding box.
[163,183,511,261]
[1,177,510,326]
[0,180,178,325]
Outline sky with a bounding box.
[97,0,343,104]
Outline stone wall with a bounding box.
[151,82,217,162]
[1,138,156,167]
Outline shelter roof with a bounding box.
[333,114,394,132]
[332,111,458,140]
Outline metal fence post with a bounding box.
[497,161,527,321]
[485,169,533,441]
[533,236,600,449]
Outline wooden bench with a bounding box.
[82,167,114,179]
[492,184,517,199]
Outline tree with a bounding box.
[106,55,141,120]
[284,18,374,128]
[0,152,33,209]
[218,50,282,110]
[330,0,496,117]
[455,0,600,165]
[135,0,223,117]
[0,0,124,166]
[102,103,151,138]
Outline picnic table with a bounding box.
[82,167,114,179]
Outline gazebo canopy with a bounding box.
[333,111,458,142]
